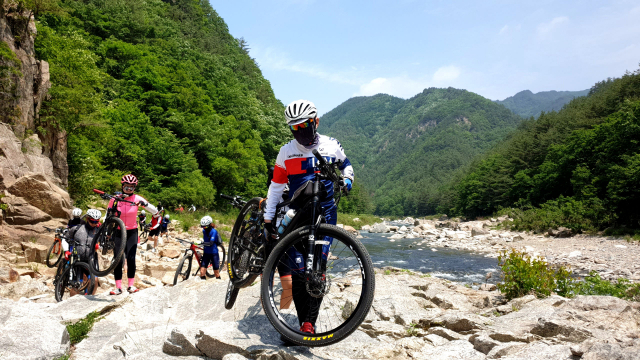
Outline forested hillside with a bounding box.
[455,69,640,231]
[497,89,589,118]
[32,0,289,207]
[323,88,523,216]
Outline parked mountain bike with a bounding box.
[173,238,226,285]
[139,223,151,245]
[44,226,65,268]
[222,150,375,347]
[86,189,131,276]
[54,230,97,302]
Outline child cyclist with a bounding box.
[109,174,158,295]
[199,216,222,280]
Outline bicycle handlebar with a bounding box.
[312,149,341,183]
[220,194,235,201]
[93,188,138,205]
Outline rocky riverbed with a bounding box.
[2,268,639,360]
[363,217,640,283]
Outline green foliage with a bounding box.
[336,181,374,215]
[572,271,640,301]
[0,39,23,123]
[34,0,289,207]
[336,212,380,230]
[324,88,524,216]
[496,89,589,118]
[67,311,102,345]
[497,249,573,300]
[498,249,640,302]
[456,69,640,231]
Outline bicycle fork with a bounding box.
[304,180,325,279]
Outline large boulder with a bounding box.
[7,174,71,219]
[21,242,48,263]
[1,195,52,225]
[368,223,389,233]
[0,299,69,359]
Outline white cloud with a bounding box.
[499,25,509,35]
[252,47,360,85]
[499,24,521,36]
[432,65,461,83]
[537,16,569,36]
[354,76,429,98]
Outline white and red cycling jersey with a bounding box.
[264,135,354,221]
[150,212,162,230]
[108,195,157,230]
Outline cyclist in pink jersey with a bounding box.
[109,174,158,295]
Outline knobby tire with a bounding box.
[88,217,127,277]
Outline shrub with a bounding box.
[497,249,573,300]
[572,271,640,301]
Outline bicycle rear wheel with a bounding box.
[261,224,375,347]
[173,255,192,285]
[218,245,226,268]
[55,262,96,302]
[46,240,63,268]
[227,197,262,288]
[88,217,127,277]
[140,228,149,245]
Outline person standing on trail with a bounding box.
[138,210,146,231]
[109,174,158,295]
[68,208,83,228]
[149,209,163,252]
[199,216,222,280]
[161,214,170,240]
[263,99,354,336]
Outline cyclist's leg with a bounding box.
[277,262,293,309]
[125,229,138,288]
[212,253,220,278]
[200,253,212,278]
[113,232,125,289]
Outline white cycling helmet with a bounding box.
[86,209,102,220]
[284,99,317,125]
[141,210,146,215]
[200,216,213,227]
[72,208,82,217]
[164,214,170,220]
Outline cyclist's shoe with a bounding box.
[200,276,206,280]
[110,288,123,295]
[127,286,139,293]
[216,277,222,280]
[300,322,315,334]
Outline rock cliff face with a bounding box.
[0,3,71,242]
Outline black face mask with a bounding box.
[292,122,317,146]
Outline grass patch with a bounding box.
[53,355,70,360]
[406,323,419,337]
[168,209,239,234]
[67,311,103,345]
[29,237,38,243]
[497,249,640,302]
[337,213,382,230]
[384,269,391,275]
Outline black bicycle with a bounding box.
[222,150,375,347]
[139,223,151,245]
[54,231,97,302]
[173,238,226,285]
[86,189,132,277]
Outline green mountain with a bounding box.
[497,89,589,118]
[29,0,289,207]
[455,69,640,231]
[323,88,524,216]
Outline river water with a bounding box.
[359,226,499,285]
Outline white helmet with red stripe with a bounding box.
[121,174,138,185]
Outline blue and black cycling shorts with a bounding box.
[201,253,220,270]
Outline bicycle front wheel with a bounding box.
[218,245,226,268]
[55,262,96,302]
[88,217,127,277]
[173,255,192,285]
[260,224,375,347]
[46,240,63,268]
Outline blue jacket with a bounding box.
[161,218,170,230]
[202,227,220,254]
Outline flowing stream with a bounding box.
[359,223,499,285]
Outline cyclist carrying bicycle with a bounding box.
[63,209,102,295]
[264,99,354,335]
[199,216,222,280]
[109,174,158,295]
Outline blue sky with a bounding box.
[212,0,640,115]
